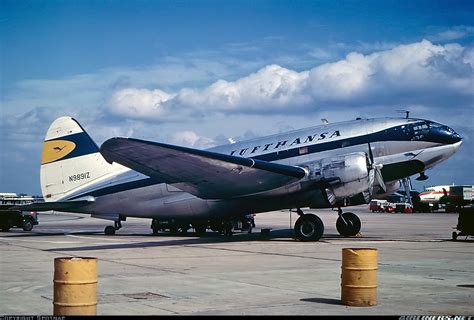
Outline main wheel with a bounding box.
[224,221,234,236]
[336,212,361,237]
[104,225,116,235]
[22,219,33,231]
[193,222,207,236]
[452,231,458,241]
[294,214,324,241]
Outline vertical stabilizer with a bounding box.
[40,117,117,201]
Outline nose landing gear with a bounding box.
[336,208,361,237]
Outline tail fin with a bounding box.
[41,117,115,201]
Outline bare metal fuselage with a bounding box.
[60,117,462,221]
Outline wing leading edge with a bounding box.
[100,137,307,199]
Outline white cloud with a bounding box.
[170,131,217,149]
[108,88,175,119]
[429,26,474,42]
[105,40,473,120]
[173,65,310,113]
[308,51,372,100]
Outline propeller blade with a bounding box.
[368,168,375,196]
[375,166,386,192]
[368,142,374,163]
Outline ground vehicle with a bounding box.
[0,210,38,231]
[0,193,41,231]
[381,202,412,213]
[369,200,387,212]
[452,206,474,240]
[381,192,413,213]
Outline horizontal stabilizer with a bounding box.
[11,199,93,212]
[100,137,307,199]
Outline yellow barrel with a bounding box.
[53,257,98,315]
[341,248,378,307]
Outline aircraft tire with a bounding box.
[193,223,207,236]
[336,212,361,237]
[294,214,324,242]
[104,225,116,235]
[224,221,234,236]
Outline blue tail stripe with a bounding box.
[46,132,99,162]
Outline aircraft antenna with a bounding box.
[396,110,410,119]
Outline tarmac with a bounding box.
[0,206,473,316]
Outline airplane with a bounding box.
[17,115,462,241]
[419,185,455,205]
[419,184,473,211]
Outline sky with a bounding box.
[1,0,473,196]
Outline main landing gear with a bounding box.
[293,208,324,241]
[104,220,122,235]
[293,208,361,241]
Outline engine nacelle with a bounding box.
[305,152,370,205]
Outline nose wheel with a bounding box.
[336,211,361,237]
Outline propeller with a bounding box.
[367,142,386,196]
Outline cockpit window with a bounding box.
[425,121,442,128]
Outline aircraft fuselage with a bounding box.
[58,117,462,221]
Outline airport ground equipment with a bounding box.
[341,248,378,307]
[452,206,474,240]
[0,193,41,231]
[0,210,38,231]
[369,200,387,212]
[54,257,97,315]
[447,185,473,207]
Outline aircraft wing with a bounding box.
[100,137,307,199]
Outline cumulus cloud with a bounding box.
[170,131,217,149]
[429,26,474,42]
[175,65,310,112]
[108,88,175,119]
[106,40,473,121]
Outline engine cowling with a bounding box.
[305,152,371,205]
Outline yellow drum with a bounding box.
[53,257,98,315]
[341,248,378,307]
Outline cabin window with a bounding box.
[299,147,308,155]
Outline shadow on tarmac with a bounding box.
[300,297,342,305]
[45,228,300,252]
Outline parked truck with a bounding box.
[0,193,41,231]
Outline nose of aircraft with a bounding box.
[429,125,462,144]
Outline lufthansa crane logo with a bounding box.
[41,140,76,165]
